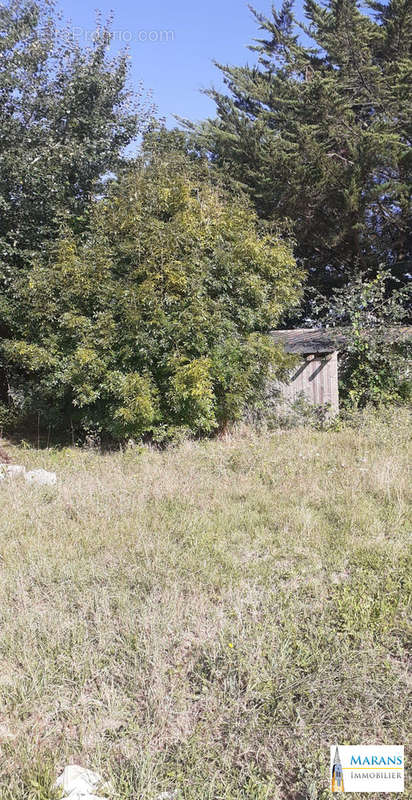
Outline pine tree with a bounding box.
[191,0,412,305]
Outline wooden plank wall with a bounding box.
[277,351,339,414]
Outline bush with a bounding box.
[313,270,411,409]
[1,157,303,441]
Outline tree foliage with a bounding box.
[1,155,302,440]
[190,0,412,303]
[315,270,411,407]
[0,0,152,400]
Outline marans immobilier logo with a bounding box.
[330,745,404,793]
[331,746,345,792]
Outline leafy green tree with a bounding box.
[0,0,152,401]
[315,270,411,407]
[190,0,412,305]
[2,155,302,440]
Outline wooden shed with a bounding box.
[270,326,412,415]
[270,328,345,415]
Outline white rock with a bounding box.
[4,465,26,477]
[56,793,103,800]
[25,468,57,486]
[156,793,178,800]
[54,764,109,798]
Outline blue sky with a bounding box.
[60,0,305,127]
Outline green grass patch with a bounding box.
[0,409,410,799]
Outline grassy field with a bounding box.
[0,409,410,800]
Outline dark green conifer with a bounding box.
[192,0,411,301]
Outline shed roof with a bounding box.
[270,328,345,354]
[271,326,412,354]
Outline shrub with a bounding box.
[1,157,302,440]
[313,270,411,409]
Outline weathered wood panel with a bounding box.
[276,351,339,414]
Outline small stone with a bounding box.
[25,468,57,486]
[4,465,26,477]
[54,764,110,799]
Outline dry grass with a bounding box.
[0,408,411,799]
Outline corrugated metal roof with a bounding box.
[271,327,412,354]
